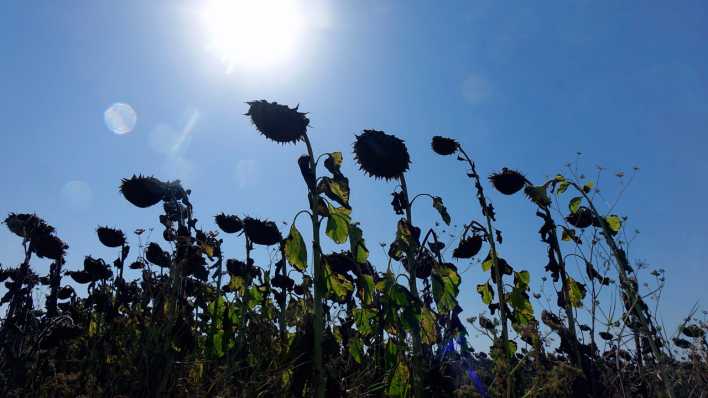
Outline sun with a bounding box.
[201,0,305,73]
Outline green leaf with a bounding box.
[318,176,350,208]
[481,251,494,272]
[421,308,437,345]
[348,222,369,264]
[348,336,364,364]
[476,282,494,305]
[227,276,246,296]
[506,340,517,358]
[432,196,451,225]
[514,270,530,289]
[358,274,375,305]
[386,361,410,398]
[566,276,587,308]
[207,296,226,329]
[284,224,307,271]
[325,204,351,244]
[569,197,582,214]
[558,180,570,194]
[324,260,353,302]
[432,263,460,313]
[605,215,622,235]
[353,307,377,336]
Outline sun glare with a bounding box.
[201,0,305,73]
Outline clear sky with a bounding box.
[1,1,706,341]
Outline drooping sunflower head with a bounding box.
[489,168,527,195]
[32,234,67,260]
[353,129,410,180]
[452,235,483,259]
[243,217,282,246]
[565,207,594,229]
[119,175,165,208]
[431,136,459,156]
[4,213,54,239]
[215,213,243,234]
[96,226,126,248]
[245,100,309,144]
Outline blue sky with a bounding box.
[1,1,706,342]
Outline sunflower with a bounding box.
[145,242,171,268]
[120,175,165,208]
[565,207,593,228]
[4,213,54,239]
[67,270,92,285]
[243,217,282,246]
[32,234,67,260]
[431,136,459,156]
[489,168,527,195]
[96,226,126,247]
[452,235,483,259]
[353,130,410,180]
[245,100,309,144]
[215,213,243,234]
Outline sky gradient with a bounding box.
[1,1,706,341]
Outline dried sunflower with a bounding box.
[452,235,483,259]
[353,130,410,180]
[83,256,113,281]
[4,213,54,239]
[32,234,67,260]
[215,213,243,234]
[146,242,171,268]
[489,168,527,195]
[67,270,92,285]
[243,217,282,246]
[431,136,459,156]
[120,175,165,208]
[96,226,126,247]
[565,207,594,229]
[245,100,309,144]
[226,259,248,276]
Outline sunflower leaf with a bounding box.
[284,224,307,271]
[569,197,582,214]
[348,222,369,264]
[325,204,351,244]
[432,196,451,225]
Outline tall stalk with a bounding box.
[399,174,425,398]
[458,147,512,396]
[303,134,325,398]
[569,182,674,398]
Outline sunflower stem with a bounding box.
[399,174,425,398]
[458,147,513,398]
[569,181,674,398]
[303,134,326,398]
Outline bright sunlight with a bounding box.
[201,0,305,73]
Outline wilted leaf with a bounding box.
[476,282,494,305]
[348,336,364,364]
[284,224,307,271]
[432,263,460,313]
[318,176,350,208]
[569,197,582,214]
[421,308,437,344]
[605,215,622,235]
[387,361,410,398]
[432,196,451,225]
[348,222,369,264]
[566,276,586,308]
[324,260,353,302]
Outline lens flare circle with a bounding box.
[104,103,137,135]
